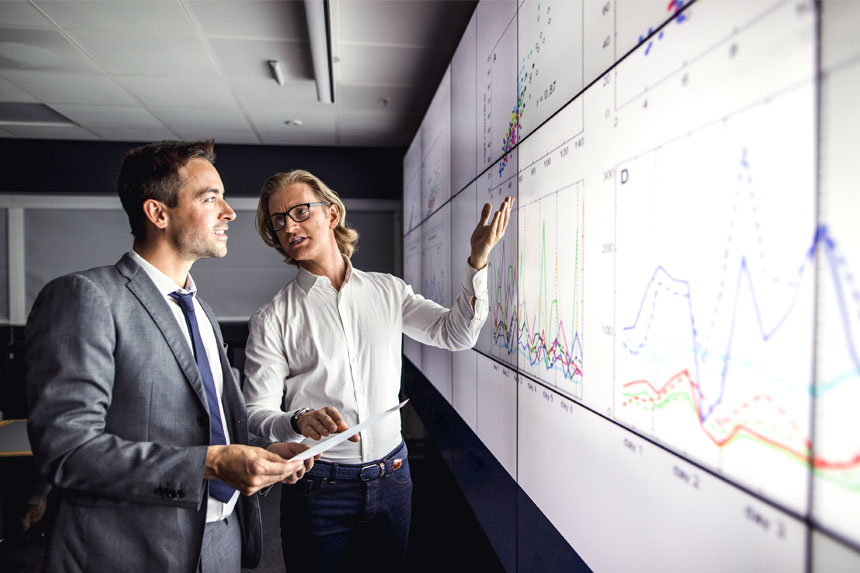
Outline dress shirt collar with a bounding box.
[295,255,354,295]
[128,250,197,296]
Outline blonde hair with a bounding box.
[255,170,359,265]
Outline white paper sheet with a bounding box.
[289,399,409,461]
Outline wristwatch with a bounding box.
[290,407,313,433]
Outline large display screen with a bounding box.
[403,0,860,569]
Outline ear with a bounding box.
[328,204,340,229]
[142,199,169,231]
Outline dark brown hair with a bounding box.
[116,139,216,242]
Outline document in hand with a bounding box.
[289,399,410,461]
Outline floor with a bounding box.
[0,436,503,572]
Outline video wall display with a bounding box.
[403,0,860,570]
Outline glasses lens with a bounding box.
[266,213,286,232]
[290,205,311,222]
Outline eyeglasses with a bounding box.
[265,202,330,232]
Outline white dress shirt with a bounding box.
[128,250,238,522]
[243,257,488,463]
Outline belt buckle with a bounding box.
[360,461,385,480]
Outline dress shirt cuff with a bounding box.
[463,261,487,297]
[463,262,489,323]
[282,408,309,442]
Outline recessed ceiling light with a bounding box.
[284,119,303,127]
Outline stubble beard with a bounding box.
[175,227,226,262]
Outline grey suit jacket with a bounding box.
[26,253,263,572]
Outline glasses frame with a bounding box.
[265,202,330,232]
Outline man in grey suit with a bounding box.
[25,140,310,571]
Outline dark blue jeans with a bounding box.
[280,441,412,572]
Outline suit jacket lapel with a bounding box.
[115,254,209,413]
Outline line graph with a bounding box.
[612,88,816,512]
[518,183,584,398]
[478,151,519,369]
[812,41,860,545]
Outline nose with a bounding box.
[220,197,236,221]
[284,215,301,234]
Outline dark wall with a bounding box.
[0,139,404,199]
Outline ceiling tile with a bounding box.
[72,32,218,76]
[37,1,194,35]
[337,0,475,48]
[50,104,166,129]
[336,44,437,86]
[0,74,39,102]
[90,126,179,142]
[249,105,337,145]
[1,124,97,139]
[337,84,422,114]
[245,104,336,132]
[209,38,312,81]
[0,28,101,73]
[2,70,136,105]
[202,129,260,145]
[148,106,256,142]
[117,76,237,108]
[0,0,55,28]
[231,79,318,108]
[190,0,308,41]
[338,110,413,146]
[259,128,337,146]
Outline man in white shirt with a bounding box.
[243,169,513,571]
[26,140,312,572]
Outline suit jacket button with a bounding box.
[197,416,207,426]
[167,490,176,499]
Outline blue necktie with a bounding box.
[170,291,236,503]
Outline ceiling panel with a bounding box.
[338,112,417,140]
[338,0,474,48]
[0,74,38,102]
[90,126,178,142]
[3,70,136,105]
[191,0,308,41]
[259,128,338,147]
[73,32,217,76]
[245,103,336,130]
[0,27,101,73]
[0,0,55,28]
[36,0,194,35]
[148,106,257,142]
[337,84,422,114]
[1,124,96,139]
[50,104,166,129]
[338,110,414,146]
[0,0,477,146]
[250,104,337,146]
[231,79,318,108]
[336,44,438,86]
[117,76,237,108]
[209,38,312,81]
